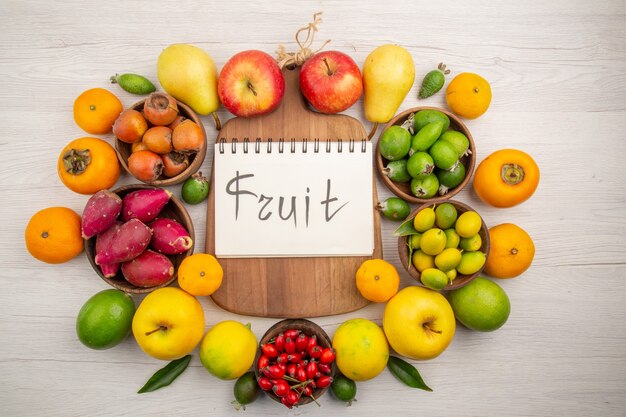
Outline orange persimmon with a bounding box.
[57,137,120,194]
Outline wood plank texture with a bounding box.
[1,0,625,416]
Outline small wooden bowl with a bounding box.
[376,107,476,204]
[254,319,336,406]
[398,200,489,290]
[85,184,195,294]
[115,99,207,186]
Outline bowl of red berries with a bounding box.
[254,318,337,408]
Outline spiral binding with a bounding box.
[217,138,368,154]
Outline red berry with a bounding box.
[319,347,336,364]
[267,364,285,379]
[307,335,317,350]
[306,361,318,380]
[308,345,322,359]
[280,396,293,409]
[318,363,332,374]
[276,353,289,364]
[284,329,300,339]
[285,389,300,405]
[296,366,307,382]
[316,375,333,388]
[287,363,297,378]
[284,337,296,354]
[288,353,302,364]
[273,379,290,397]
[257,355,270,369]
[261,343,279,358]
[274,333,285,352]
[257,376,273,391]
[295,333,309,352]
[302,385,313,396]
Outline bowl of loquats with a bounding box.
[114,93,207,186]
[376,107,476,205]
[254,318,337,408]
[397,200,490,291]
[84,184,195,294]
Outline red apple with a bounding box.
[218,50,285,117]
[300,51,363,114]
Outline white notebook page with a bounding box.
[214,140,374,257]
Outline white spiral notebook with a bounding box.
[213,139,375,258]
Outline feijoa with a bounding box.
[420,268,448,290]
[440,130,471,157]
[232,371,259,410]
[410,121,444,154]
[418,63,450,99]
[435,202,458,229]
[437,162,466,195]
[384,159,411,183]
[414,109,450,132]
[379,126,411,161]
[407,152,435,179]
[181,172,210,204]
[331,374,357,405]
[378,197,411,221]
[110,73,156,95]
[410,174,439,199]
[429,140,459,170]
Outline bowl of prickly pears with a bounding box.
[397,200,489,290]
[254,319,337,409]
[83,184,195,294]
[376,107,476,204]
[114,93,207,186]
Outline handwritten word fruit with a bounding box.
[25,207,83,264]
[157,44,220,118]
[181,172,210,204]
[473,149,540,208]
[300,50,363,114]
[113,109,148,143]
[73,88,123,134]
[218,50,285,117]
[200,321,257,380]
[330,374,357,405]
[377,197,410,221]
[232,371,260,410]
[144,92,179,126]
[446,72,492,119]
[356,259,400,302]
[76,289,135,350]
[133,287,205,360]
[383,286,455,360]
[57,137,120,194]
[447,277,510,331]
[121,188,172,223]
[122,249,174,287]
[332,318,389,381]
[484,223,535,278]
[363,45,415,124]
[419,63,450,99]
[81,190,122,239]
[177,253,223,296]
[110,73,156,95]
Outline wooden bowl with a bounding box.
[85,184,195,294]
[398,200,489,290]
[115,99,207,186]
[375,107,476,204]
[254,319,336,406]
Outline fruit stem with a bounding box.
[62,148,91,175]
[322,58,333,76]
[501,163,525,185]
[422,321,442,334]
[145,325,168,336]
[247,81,257,96]
[511,248,519,255]
[211,112,221,130]
[367,122,379,140]
[110,74,119,84]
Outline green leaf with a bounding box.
[406,234,415,271]
[387,356,432,392]
[138,355,192,394]
[393,216,417,237]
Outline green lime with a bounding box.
[435,203,458,229]
[378,197,411,221]
[379,126,411,161]
[444,228,461,248]
[460,234,482,251]
[410,174,439,199]
[331,373,357,405]
[420,268,448,290]
[384,159,411,183]
[232,371,260,410]
[420,228,447,256]
[447,277,510,331]
[409,233,422,249]
[437,162,466,195]
[76,289,135,350]
[457,251,486,275]
[410,121,444,153]
[446,268,457,282]
[455,211,482,238]
[440,130,470,157]
[435,248,462,271]
[406,152,435,179]
[412,250,434,272]
[181,172,210,204]
[413,207,436,232]
[413,109,450,133]
[429,140,459,170]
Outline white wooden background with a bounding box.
[1,0,625,416]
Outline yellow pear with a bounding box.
[157,44,219,116]
[363,45,415,123]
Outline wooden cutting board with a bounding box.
[206,67,382,318]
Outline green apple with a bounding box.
[383,286,455,360]
[447,277,511,331]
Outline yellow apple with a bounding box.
[132,287,205,360]
[383,286,455,360]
